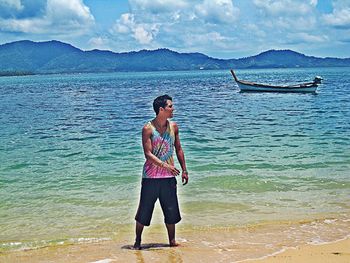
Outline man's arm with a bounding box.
[173,122,188,185]
[142,125,179,176]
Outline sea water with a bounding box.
[0,68,349,252]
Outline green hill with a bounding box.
[0,40,349,75]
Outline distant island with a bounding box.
[1,40,350,75]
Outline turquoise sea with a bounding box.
[0,68,349,254]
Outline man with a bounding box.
[134,94,188,249]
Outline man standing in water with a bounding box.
[134,94,188,249]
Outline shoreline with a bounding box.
[1,218,349,263]
[245,237,350,263]
[2,237,349,263]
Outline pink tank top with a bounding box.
[142,121,175,179]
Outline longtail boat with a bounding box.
[230,70,322,93]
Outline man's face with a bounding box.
[163,99,174,118]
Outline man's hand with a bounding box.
[182,171,188,185]
[164,163,180,176]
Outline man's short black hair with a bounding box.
[153,94,172,115]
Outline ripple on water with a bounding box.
[0,68,349,251]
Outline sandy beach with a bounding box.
[1,237,349,263]
[1,224,349,263]
[248,238,350,263]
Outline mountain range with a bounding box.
[1,40,349,75]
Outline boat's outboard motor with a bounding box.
[313,76,322,84]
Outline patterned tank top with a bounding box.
[142,120,175,179]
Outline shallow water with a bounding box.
[0,68,349,252]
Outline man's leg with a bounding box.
[133,221,144,249]
[165,223,179,246]
[160,179,181,247]
[134,179,158,249]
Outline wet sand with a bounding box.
[2,238,349,263]
[248,238,350,263]
[1,225,349,263]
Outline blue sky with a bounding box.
[0,0,349,58]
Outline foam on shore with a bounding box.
[1,215,349,263]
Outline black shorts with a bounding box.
[135,177,181,226]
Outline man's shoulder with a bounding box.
[142,122,153,133]
[170,121,179,132]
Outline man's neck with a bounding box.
[154,116,167,128]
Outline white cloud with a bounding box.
[253,0,314,16]
[111,0,240,47]
[87,36,112,50]
[0,17,48,33]
[0,0,342,58]
[46,0,94,24]
[250,0,318,38]
[130,0,188,13]
[323,8,350,29]
[111,13,159,45]
[187,31,227,45]
[289,32,328,43]
[266,16,316,31]
[81,0,350,58]
[0,0,95,35]
[88,36,105,46]
[310,0,318,7]
[244,24,266,38]
[195,0,239,24]
[331,0,350,9]
[133,26,153,44]
[0,0,23,11]
[112,13,133,34]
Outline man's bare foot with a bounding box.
[169,240,180,247]
[133,240,141,250]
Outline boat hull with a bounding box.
[230,69,320,93]
[237,82,318,93]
